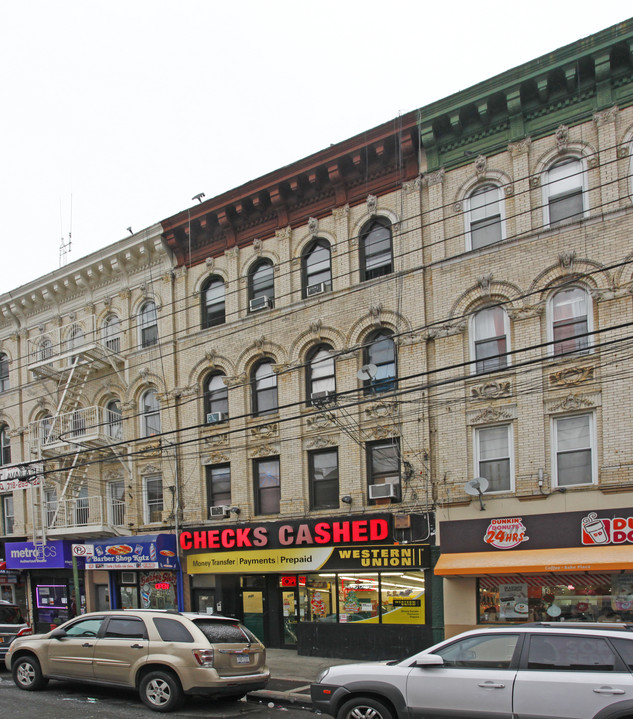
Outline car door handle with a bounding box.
[593,687,626,695]
[478,682,505,689]
[130,643,144,649]
[82,643,94,648]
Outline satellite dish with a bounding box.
[464,477,489,496]
[357,363,377,381]
[464,477,488,511]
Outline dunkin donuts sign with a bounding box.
[581,512,633,545]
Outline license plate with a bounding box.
[236,654,250,664]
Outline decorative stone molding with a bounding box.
[555,124,569,153]
[545,392,601,414]
[224,373,246,387]
[308,217,319,235]
[618,145,630,159]
[467,404,517,425]
[103,297,112,307]
[530,176,541,188]
[508,137,532,157]
[305,435,338,450]
[452,202,463,213]
[254,336,267,350]
[203,433,229,447]
[477,273,493,296]
[202,451,229,464]
[310,319,322,335]
[253,239,263,256]
[104,469,124,481]
[249,444,279,458]
[503,184,515,196]
[332,204,349,220]
[205,257,215,269]
[306,413,337,430]
[423,168,445,186]
[593,106,618,127]
[403,176,423,193]
[425,319,467,340]
[369,303,383,321]
[275,226,292,242]
[225,246,240,259]
[140,463,161,475]
[139,368,150,381]
[470,381,512,401]
[119,288,131,300]
[369,424,399,440]
[251,423,278,439]
[205,349,216,365]
[121,400,137,411]
[507,303,545,321]
[549,366,595,387]
[366,194,377,216]
[558,251,577,272]
[364,401,398,419]
[474,155,487,177]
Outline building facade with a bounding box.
[1,19,633,656]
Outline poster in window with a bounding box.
[499,582,528,619]
[613,573,633,612]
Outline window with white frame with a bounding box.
[139,301,158,348]
[0,425,10,466]
[106,399,122,439]
[472,306,509,374]
[44,487,57,528]
[553,413,595,487]
[204,373,229,421]
[468,185,504,249]
[248,260,274,310]
[303,239,332,297]
[2,494,14,534]
[363,330,397,394]
[201,276,226,329]
[550,287,591,356]
[252,360,278,415]
[102,314,121,353]
[206,464,231,510]
[108,480,125,526]
[367,439,401,503]
[545,157,586,227]
[475,425,513,492]
[144,475,163,523]
[307,345,336,404]
[141,389,161,437]
[0,353,9,392]
[360,218,393,281]
[253,457,280,515]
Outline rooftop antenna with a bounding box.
[59,195,73,268]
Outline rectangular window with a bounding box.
[206,464,231,510]
[253,457,280,515]
[108,480,125,526]
[44,488,57,529]
[144,475,163,524]
[2,494,14,534]
[367,440,400,502]
[309,449,339,510]
[475,425,513,492]
[553,414,594,487]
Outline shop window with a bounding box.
[338,573,380,622]
[0,353,9,391]
[379,570,426,624]
[307,345,336,404]
[2,494,14,534]
[360,218,393,281]
[248,260,274,312]
[309,449,339,510]
[302,239,332,297]
[467,185,505,249]
[553,413,595,487]
[0,425,11,465]
[471,306,509,374]
[201,276,225,328]
[363,330,396,394]
[206,464,231,512]
[544,157,586,227]
[474,424,513,493]
[102,314,121,353]
[437,633,520,668]
[204,373,228,422]
[139,300,158,348]
[549,287,591,356]
[367,439,401,503]
[141,389,161,437]
[300,575,338,623]
[106,399,123,439]
[108,480,125,526]
[143,475,163,523]
[252,360,278,415]
[253,457,280,515]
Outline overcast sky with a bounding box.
[1,1,630,290]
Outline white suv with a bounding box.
[311,623,633,719]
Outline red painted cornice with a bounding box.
[161,111,419,267]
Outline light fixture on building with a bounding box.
[341,495,353,504]
[229,506,241,515]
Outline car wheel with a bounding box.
[338,697,394,719]
[139,670,184,712]
[12,655,49,691]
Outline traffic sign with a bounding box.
[72,544,94,557]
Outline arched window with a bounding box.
[40,414,54,445]
[204,373,228,423]
[363,330,396,394]
[549,286,591,356]
[66,324,84,357]
[0,353,8,392]
[39,337,53,362]
[102,314,121,353]
[106,399,122,440]
[252,360,278,415]
[201,276,226,328]
[360,218,392,281]
[248,260,274,312]
[302,239,332,297]
[545,157,586,227]
[307,345,336,404]
[0,425,11,465]
[467,185,504,249]
[139,301,158,348]
[141,389,161,437]
[471,306,510,374]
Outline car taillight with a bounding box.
[192,648,214,667]
[16,627,32,637]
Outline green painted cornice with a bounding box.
[418,20,633,170]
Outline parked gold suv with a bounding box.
[5,609,269,712]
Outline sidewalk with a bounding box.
[247,648,361,707]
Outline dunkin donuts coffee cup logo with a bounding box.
[484,517,529,549]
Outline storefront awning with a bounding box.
[435,545,633,576]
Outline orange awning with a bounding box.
[434,545,633,576]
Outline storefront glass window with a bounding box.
[338,573,380,623]
[380,571,426,624]
[479,573,633,624]
[300,574,337,622]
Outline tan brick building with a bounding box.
[1,20,633,657]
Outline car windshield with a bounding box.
[192,619,256,644]
[0,605,24,624]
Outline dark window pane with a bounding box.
[193,619,255,643]
[153,617,194,642]
[479,459,511,492]
[104,617,146,639]
[549,190,584,225]
[475,337,507,373]
[362,223,392,280]
[557,449,592,486]
[471,216,502,249]
[528,635,616,671]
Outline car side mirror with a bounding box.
[414,654,444,668]
[50,628,67,640]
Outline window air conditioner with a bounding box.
[306,282,331,297]
[206,412,228,425]
[121,571,137,584]
[209,505,230,518]
[368,483,398,500]
[249,296,272,312]
[311,390,335,403]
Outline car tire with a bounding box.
[12,655,49,691]
[139,670,184,712]
[338,697,394,719]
